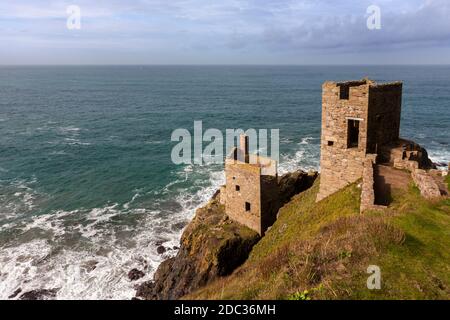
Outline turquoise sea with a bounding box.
[0,66,449,299]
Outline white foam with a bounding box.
[0,203,170,299]
[144,140,164,145]
[49,151,67,155]
[64,138,91,146]
[51,126,91,146]
[0,178,41,223]
[58,126,81,134]
[123,192,141,210]
[0,238,157,300]
[429,150,449,169]
[280,137,292,144]
[0,139,319,300]
[279,138,320,175]
[18,210,72,238]
[0,164,225,300]
[298,136,316,145]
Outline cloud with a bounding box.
[248,0,450,52]
[0,0,449,64]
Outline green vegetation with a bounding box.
[186,175,450,300]
[288,290,310,300]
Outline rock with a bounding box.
[414,144,436,169]
[211,189,220,200]
[434,162,448,168]
[8,288,22,299]
[156,245,166,254]
[128,268,145,281]
[412,169,443,199]
[277,170,318,204]
[171,221,187,231]
[81,260,98,272]
[135,198,260,300]
[19,288,58,300]
[136,280,157,300]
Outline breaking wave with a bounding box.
[0,165,224,300]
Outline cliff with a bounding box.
[135,195,259,300]
[137,167,449,300]
[187,174,450,300]
[135,170,318,300]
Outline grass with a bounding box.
[185,173,450,300]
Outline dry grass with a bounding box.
[186,176,450,300]
[254,216,405,298]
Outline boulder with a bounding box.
[128,268,145,281]
[156,245,166,254]
[19,288,58,300]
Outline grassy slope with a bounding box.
[186,174,450,300]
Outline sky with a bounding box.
[1,0,450,65]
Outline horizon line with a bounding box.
[1,63,450,67]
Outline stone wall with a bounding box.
[366,83,402,153]
[224,140,279,235]
[219,185,226,205]
[411,169,443,199]
[360,158,375,213]
[260,175,280,233]
[249,154,277,176]
[360,155,386,213]
[317,79,403,202]
[317,81,370,201]
[224,156,317,235]
[378,139,434,170]
[225,160,262,234]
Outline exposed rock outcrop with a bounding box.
[379,139,436,171]
[277,170,318,204]
[128,268,145,281]
[8,288,22,299]
[19,288,58,300]
[412,169,448,199]
[156,245,166,254]
[135,196,259,300]
[135,170,318,300]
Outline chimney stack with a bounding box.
[239,134,249,163]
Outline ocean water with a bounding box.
[0,66,449,299]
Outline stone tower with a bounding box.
[221,135,279,235]
[317,79,403,201]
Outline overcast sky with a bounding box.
[1,0,450,65]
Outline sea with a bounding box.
[0,66,449,299]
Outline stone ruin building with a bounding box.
[219,135,317,235]
[219,135,279,235]
[317,78,448,210]
[220,78,448,235]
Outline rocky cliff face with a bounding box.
[277,170,318,204]
[135,195,259,300]
[135,170,318,300]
